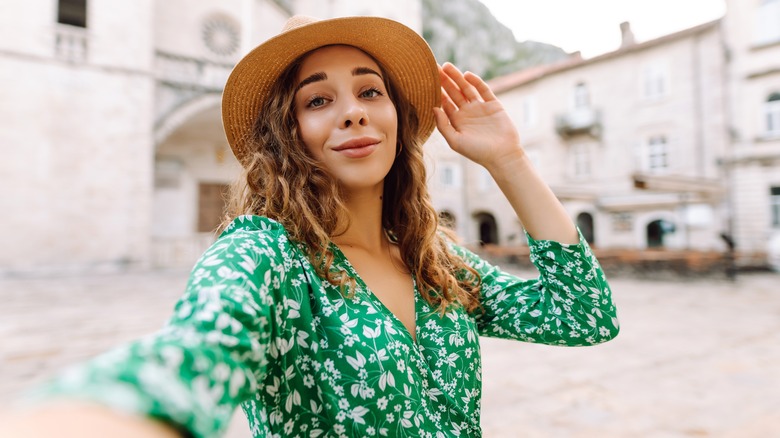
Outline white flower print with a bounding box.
[36,216,618,438]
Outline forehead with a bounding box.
[297,45,382,78]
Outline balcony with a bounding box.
[555,107,602,139]
[153,51,235,127]
[54,24,88,63]
[154,51,233,91]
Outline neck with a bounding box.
[332,185,387,252]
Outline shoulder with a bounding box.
[219,215,288,245]
[195,215,293,273]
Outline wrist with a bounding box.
[485,148,531,179]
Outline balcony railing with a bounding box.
[54,24,88,63]
[155,51,234,91]
[555,107,602,138]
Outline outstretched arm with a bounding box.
[0,402,182,438]
[433,63,578,244]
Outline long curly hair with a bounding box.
[223,47,481,314]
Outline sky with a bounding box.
[478,0,727,58]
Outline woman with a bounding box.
[1,15,619,438]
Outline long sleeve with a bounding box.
[30,218,284,437]
[454,230,619,346]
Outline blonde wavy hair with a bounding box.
[223,48,482,313]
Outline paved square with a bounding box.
[1,269,778,436]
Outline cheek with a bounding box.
[296,113,325,159]
[380,105,399,142]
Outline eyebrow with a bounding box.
[295,72,327,93]
[295,66,384,93]
[352,66,383,79]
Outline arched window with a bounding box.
[647,219,675,248]
[58,0,87,28]
[766,92,780,135]
[576,212,595,244]
[438,210,456,229]
[473,212,499,246]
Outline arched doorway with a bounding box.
[473,212,499,246]
[576,212,595,244]
[438,210,456,229]
[152,101,240,267]
[647,219,674,248]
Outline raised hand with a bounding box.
[433,63,524,170]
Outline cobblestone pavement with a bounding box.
[1,268,779,437]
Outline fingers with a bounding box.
[440,87,458,120]
[439,64,468,107]
[464,71,497,102]
[439,63,497,110]
[433,107,456,140]
[439,63,484,106]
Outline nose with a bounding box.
[341,98,369,129]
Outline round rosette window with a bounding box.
[202,14,240,57]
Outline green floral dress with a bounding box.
[38,215,619,438]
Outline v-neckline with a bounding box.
[329,243,419,344]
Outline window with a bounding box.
[202,15,241,57]
[438,210,456,228]
[573,82,590,109]
[756,0,780,44]
[440,163,461,188]
[766,93,780,135]
[642,63,668,100]
[572,143,591,177]
[612,212,633,232]
[58,0,87,27]
[521,96,538,128]
[771,186,780,227]
[647,135,669,172]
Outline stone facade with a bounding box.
[432,7,780,267]
[1,0,157,274]
[721,0,780,266]
[0,0,421,274]
[1,0,777,274]
[431,21,731,253]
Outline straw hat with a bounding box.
[221,15,440,166]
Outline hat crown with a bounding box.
[282,15,321,33]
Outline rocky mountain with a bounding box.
[422,0,568,79]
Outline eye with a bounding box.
[305,95,328,108]
[360,87,384,99]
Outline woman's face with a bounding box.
[294,45,398,194]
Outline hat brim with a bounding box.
[221,16,441,166]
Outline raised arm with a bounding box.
[433,63,578,244]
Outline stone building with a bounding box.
[0,0,419,274]
[721,0,780,266]
[430,20,730,253]
[431,2,780,267]
[1,0,777,274]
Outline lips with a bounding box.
[332,137,380,158]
